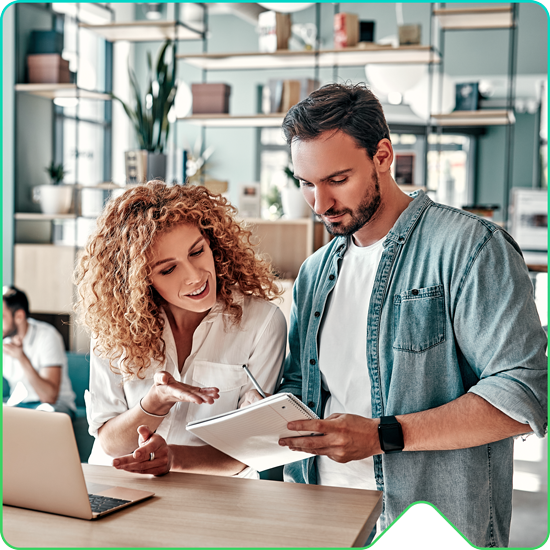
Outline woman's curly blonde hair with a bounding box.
[75,182,281,379]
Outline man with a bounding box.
[275,84,547,547]
[3,286,76,416]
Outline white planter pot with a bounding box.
[281,185,310,219]
[33,185,73,215]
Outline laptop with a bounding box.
[3,406,154,520]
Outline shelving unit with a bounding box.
[79,20,205,42]
[433,6,513,30]
[429,3,518,223]
[179,114,285,127]
[14,83,111,101]
[176,45,441,71]
[431,110,516,127]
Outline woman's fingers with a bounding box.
[154,371,219,404]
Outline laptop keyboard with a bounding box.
[88,494,131,514]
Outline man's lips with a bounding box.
[323,212,347,223]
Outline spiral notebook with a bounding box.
[186,393,320,472]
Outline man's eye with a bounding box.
[299,181,313,187]
[331,178,347,184]
[190,247,204,257]
[160,266,175,276]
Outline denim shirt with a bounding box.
[280,191,547,548]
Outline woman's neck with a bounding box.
[164,304,210,335]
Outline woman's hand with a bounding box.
[141,371,219,416]
[113,425,172,476]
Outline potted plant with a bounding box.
[113,39,177,183]
[281,165,310,219]
[32,161,73,215]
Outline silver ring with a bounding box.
[149,452,155,461]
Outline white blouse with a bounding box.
[86,294,287,476]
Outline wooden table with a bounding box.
[3,464,382,548]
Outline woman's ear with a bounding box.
[373,139,394,173]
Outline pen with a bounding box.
[242,364,267,398]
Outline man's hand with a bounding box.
[239,389,272,409]
[3,335,25,362]
[141,371,220,416]
[278,413,382,463]
[113,425,172,476]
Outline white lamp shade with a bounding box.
[365,64,427,95]
[404,72,455,121]
[258,3,313,13]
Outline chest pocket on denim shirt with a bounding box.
[393,284,445,353]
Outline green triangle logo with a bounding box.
[370,502,474,548]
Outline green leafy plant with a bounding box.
[44,161,67,184]
[284,166,300,189]
[112,40,177,153]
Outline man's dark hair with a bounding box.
[282,82,391,158]
[3,286,29,317]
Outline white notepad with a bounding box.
[186,393,320,472]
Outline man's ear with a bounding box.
[373,139,394,173]
[13,309,26,327]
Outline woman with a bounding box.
[75,182,286,478]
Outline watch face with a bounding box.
[380,423,404,453]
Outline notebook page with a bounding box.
[187,394,319,471]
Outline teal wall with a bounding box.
[3,2,15,285]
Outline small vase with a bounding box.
[281,185,310,219]
[32,185,73,215]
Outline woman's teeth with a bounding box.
[188,281,207,296]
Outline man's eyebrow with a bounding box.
[293,169,352,183]
[151,236,204,269]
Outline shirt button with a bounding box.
[412,289,419,296]
[329,274,335,280]
[310,359,316,365]
[314,311,320,317]
[308,401,315,408]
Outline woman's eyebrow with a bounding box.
[151,236,205,269]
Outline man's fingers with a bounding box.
[279,434,329,451]
[287,419,326,434]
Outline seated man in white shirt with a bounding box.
[3,286,76,417]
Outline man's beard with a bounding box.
[322,172,382,237]
[3,322,17,339]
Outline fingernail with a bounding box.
[135,451,141,459]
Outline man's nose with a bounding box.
[312,186,334,216]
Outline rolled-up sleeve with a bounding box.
[86,346,129,438]
[454,230,548,437]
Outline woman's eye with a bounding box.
[190,247,204,257]
[160,266,175,276]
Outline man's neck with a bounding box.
[352,178,413,247]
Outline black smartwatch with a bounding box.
[378,416,404,454]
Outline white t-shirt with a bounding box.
[317,236,385,490]
[3,318,76,410]
[86,294,287,478]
